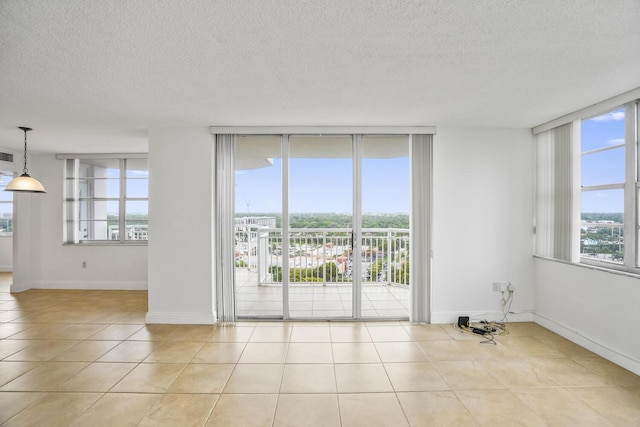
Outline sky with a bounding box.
[98,173,148,216]
[235,151,410,215]
[581,108,625,214]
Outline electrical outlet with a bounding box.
[492,281,510,292]
[82,261,87,268]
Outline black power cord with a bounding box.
[453,318,509,345]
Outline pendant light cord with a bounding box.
[23,130,29,174]
[19,126,32,175]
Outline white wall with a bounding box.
[146,127,215,324]
[431,127,535,323]
[534,257,640,375]
[144,126,535,325]
[11,153,148,292]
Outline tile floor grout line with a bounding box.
[2,287,639,426]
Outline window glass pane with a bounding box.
[125,222,148,240]
[126,179,148,198]
[126,159,148,197]
[362,135,410,319]
[67,157,148,243]
[362,136,409,220]
[80,159,120,178]
[125,201,148,241]
[79,220,115,240]
[581,108,625,151]
[581,189,623,263]
[0,177,13,201]
[126,200,148,220]
[126,159,148,178]
[0,203,12,233]
[234,135,282,318]
[290,135,353,319]
[0,191,12,202]
[581,147,625,186]
[77,178,120,198]
[79,200,119,221]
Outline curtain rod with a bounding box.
[209,126,436,135]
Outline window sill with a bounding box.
[63,241,148,247]
[533,255,640,280]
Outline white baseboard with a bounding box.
[430,310,535,324]
[535,313,640,376]
[31,280,148,291]
[0,265,12,272]
[146,311,217,325]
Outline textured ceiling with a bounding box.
[1,0,639,153]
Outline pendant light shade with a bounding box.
[5,127,46,193]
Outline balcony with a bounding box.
[235,225,410,319]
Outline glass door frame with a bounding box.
[225,126,435,322]
[351,134,363,319]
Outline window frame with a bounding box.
[579,101,638,273]
[63,155,148,245]
[0,186,12,237]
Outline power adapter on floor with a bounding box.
[457,316,469,327]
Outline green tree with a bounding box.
[391,261,409,285]
[318,262,339,281]
[368,260,385,281]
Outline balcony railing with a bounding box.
[235,225,410,287]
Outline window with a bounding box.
[580,103,637,271]
[0,172,13,235]
[64,157,148,243]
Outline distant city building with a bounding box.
[235,216,277,228]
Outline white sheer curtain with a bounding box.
[410,134,433,323]
[534,123,577,261]
[214,134,237,323]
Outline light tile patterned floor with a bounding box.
[236,268,409,318]
[1,272,640,426]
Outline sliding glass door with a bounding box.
[234,134,410,320]
[361,136,410,318]
[234,136,283,318]
[288,136,353,319]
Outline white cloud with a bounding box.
[591,111,625,122]
[608,138,625,145]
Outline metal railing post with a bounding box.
[387,229,392,284]
[323,230,327,286]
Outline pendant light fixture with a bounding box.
[5,127,46,193]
